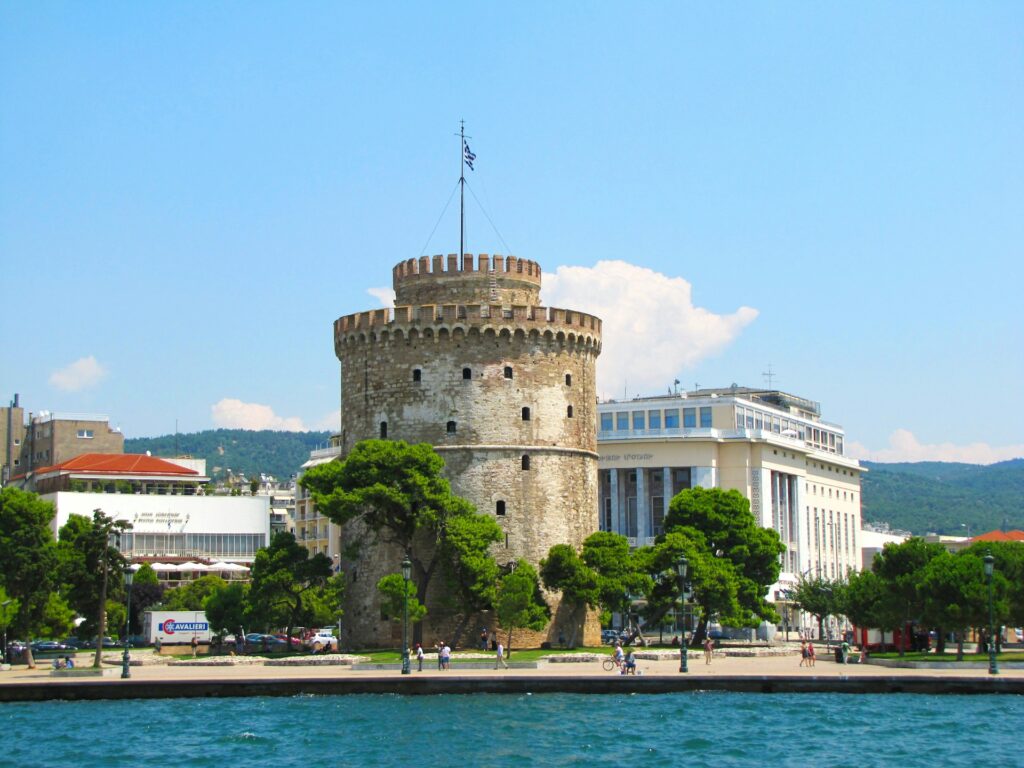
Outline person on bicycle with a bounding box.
[613,642,625,668]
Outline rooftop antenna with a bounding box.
[673,379,680,395]
[762,364,776,390]
[693,382,700,392]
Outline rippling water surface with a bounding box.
[3,692,1021,767]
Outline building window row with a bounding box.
[600,406,711,433]
[413,366,575,385]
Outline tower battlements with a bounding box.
[392,254,542,306]
[393,253,542,286]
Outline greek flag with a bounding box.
[463,140,476,170]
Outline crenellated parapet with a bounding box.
[393,253,542,285]
[392,254,542,306]
[334,302,602,356]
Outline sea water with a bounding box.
[3,692,1021,767]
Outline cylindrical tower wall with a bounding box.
[333,257,601,648]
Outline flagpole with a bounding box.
[459,120,465,260]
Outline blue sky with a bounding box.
[1,2,1021,463]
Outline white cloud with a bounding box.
[211,399,307,431]
[541,260,758,398]
[315,410,341,432]
[847,429,1024,465]
[367,286,395,308]
[49,356,107,392]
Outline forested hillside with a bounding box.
[860,459,1024,536]
[126,429,332,481]
[125,430,1023,534]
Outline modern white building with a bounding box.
[597,387,865,611]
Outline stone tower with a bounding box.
[333,253,602,647]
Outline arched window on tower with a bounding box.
[522,407,531,421]
[446,421,457,434]
[496,500,506,516]
[462,367,472,380]
[567,405,574,418]
[412,368,422,382]
[521,455,530,470]
[565,373,572,386]
[504,366,513,379]
[379,421,388,439]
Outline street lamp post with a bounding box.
[121,568,134,679]
[1,599,11,665]
[676,554,689,674]
[401,557,412,675]
[983,551,998,676]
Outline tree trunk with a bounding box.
[506,627,514,658]
[936,626,946,654]
[956,629,964,662]
[94,562,109,668]
[566,606,580,649]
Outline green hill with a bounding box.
[125,429,332,481]
[125,430,1023,535]
[861,459,1024,536]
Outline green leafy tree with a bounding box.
[661,488,785,641]
[791,576,846,641]
[436,513,501,646]
[127,564,164,635]
[540,544,598,648]
[0,487,59,666]
[494,560,550,655]
[205,582,250,638]
[0,586,20,659]
[301,439,490,645]
[249,475,260,496]
[377,573,427,627]
[161,575,228,611]
[56,509,131,667]
[919,551,991,659]
[581,531,652,627]
[37,592,76,639]
[872,537,945,656]
[245,532,333,644]
[961,541,1024,628]
[843,569,886,642]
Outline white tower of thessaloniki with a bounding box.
[333,253,602,648]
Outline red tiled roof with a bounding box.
[33,453,199,477]
[971,530,1024,543]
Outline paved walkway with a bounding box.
[3,649,1023,685]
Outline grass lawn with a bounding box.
[871,651,1023,662]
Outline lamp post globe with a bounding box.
[983,551,998,675]
[401,557,412,675]
[121,568,135,679]
[676,554,689,674]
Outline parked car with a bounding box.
[61,637,87,650]
[601,630,620,645]
[30,640,70,653]
[273,634,303,650]
[82,636,118,649]
[304,630,337,651]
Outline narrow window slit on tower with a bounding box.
[413,369,422,382]
[447,421,457,434]
[504,366,513,379]
[522,407,530,421]
[380,421,387,438]
[463,367,472,380]
[496,500,506,516]
[567,405,574,418]
[565,373,572,386]
[521,455,530,470]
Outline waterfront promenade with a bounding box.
[3,648,1023,701]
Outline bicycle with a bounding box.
[602,657,623,672]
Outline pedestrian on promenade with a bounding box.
[441,642,451,670]
[495,641,509,670]
[799,640,809,667]
[841,638,851,664]
[154,637,162,655]
[436,641,444,670]
[416,643,424,672]
[191,635,199,658]
[807,641,816,667]
[703,635,714,665]
[480,628,488,651]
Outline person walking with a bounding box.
[436,641,444,671]
[799,640,809,667]
[807,640,816,667]
[703,635,714,665]
[495,640,509,670]
[416,643,424,672]
[441,642,451,670]
[190,635,199,658]
[480,628,489,651]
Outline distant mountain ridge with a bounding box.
[126,430,1023,535]
[860,459,1024,536]
[125,429,332,482]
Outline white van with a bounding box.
[305,630,337,651]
